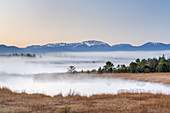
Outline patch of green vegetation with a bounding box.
[61,105,71,113]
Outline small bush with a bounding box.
[61,105,71,113]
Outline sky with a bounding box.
[0,0,170,47]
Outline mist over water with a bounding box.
[0,51,170,74]
[0,51,170,96]
[0,73,170,96]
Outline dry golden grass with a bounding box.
[0,88,170,113]
[34,72,170,84]
[94,72,170,84]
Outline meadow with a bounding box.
[0,87,170,113]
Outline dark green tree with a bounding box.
[118,65,127,73]
[156,59,168,72]
[148,58,158,72]
[103,61,114,73]
[137,59,147,72]
[136,58,140,64]
[144,68,150,73]
[129,62,137,73]
[98,67,103,74]
[91,69,97,73]
[157,62,168,72]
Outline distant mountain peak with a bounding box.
[0,40,170,53]
[44,43,67,47]
[82,40,107,47]
[143,42,165,46]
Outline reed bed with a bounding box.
[0,87,170,113]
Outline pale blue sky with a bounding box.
[0,0,170,47]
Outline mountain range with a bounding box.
[1,40,170,53]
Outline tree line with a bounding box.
[9,53,36,57]
[99,55,170,73]
[68,55,170,73]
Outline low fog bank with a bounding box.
[0,51,170,75]
[0,73,170,96]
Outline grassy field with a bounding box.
[35,72,170,84]
[0,87,170,113]
[95,72,170,84]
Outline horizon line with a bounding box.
[0,40,169,48]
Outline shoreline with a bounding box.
[32,72,170,85]
[92,72,170,84]
[38,72,170,84]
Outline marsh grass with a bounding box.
[0,87,170,113]
[61,105,71,113]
